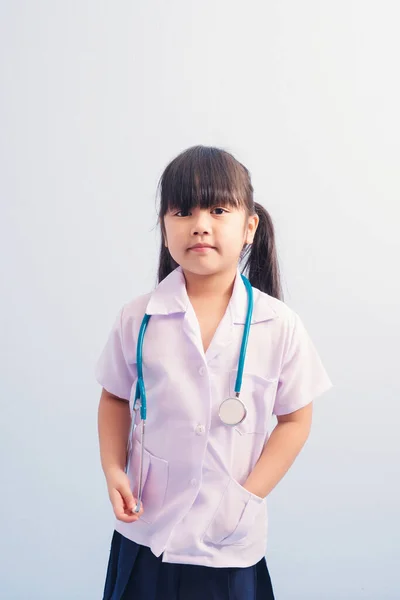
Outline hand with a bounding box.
[242,481,264,500]
[106,466,144,523]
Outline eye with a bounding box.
[174,210,190,217]
[211,207,229,215]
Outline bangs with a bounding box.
[158,146,248,216]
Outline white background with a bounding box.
[1,1,399,598]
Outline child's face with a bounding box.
[163,204,259,276]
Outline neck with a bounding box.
[182,266,238,300]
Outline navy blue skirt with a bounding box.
[103,530,275,600]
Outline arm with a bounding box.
[243,308,333,498]
[98,388,144,522]
[243,402,313,498]
[98,388,131,476]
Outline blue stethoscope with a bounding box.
[126,274,254,514]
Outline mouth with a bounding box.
[188,243,216,253]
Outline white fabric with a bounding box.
[95,266,333,567]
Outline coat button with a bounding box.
[190,478,197,487]
[199,366,205,376]
[195,424,205,435]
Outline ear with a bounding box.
[245,213,259,244]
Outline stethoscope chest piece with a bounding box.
[128,273,254,512]
[218,396,247,426]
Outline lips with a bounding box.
[189,243,215,250]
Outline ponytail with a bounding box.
[242,202,284,300]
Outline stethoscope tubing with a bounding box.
[234,275,253,394]
[126,274,253,514]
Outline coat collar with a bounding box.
[145,266,278,325]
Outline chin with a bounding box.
[183,265,215,276]
[180,261,227,278]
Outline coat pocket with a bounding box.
[229,370,278,435]
[202,478,265,546]
[128,439,169,524]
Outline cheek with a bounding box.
[225,220,248,245]
[164,222,184,254]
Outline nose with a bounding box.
[190,209,212,236]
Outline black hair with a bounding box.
[156,145,283,300]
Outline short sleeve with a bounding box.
[273,312,333,416]
[95,305,137,401]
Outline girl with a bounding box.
[96,145,333,600]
